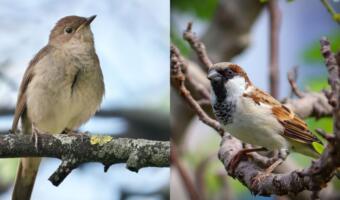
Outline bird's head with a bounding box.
[208,62,251,102]
[48,15,96,48]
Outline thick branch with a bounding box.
[0,133,170,186]
[218,134,340,196]
[283,92,332,119]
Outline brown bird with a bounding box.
[11,15,105,200]
[208,62,321,173]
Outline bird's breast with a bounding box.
[26,50,104,134]
[223,97,288,150]
[212,100,236,125]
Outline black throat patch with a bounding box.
[211,81,236,125]
[212,100,236,125]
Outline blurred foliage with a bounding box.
[304,77,329,92]
[204,161,224,195]
[171,32,190,57]
[302,30,340,64]
[171,0,219,20]
[0,159,17,182]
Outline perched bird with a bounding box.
[11,15,105,200]
[208,62,321,172]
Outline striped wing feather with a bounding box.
[244,87,321,144]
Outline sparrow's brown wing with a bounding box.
[11,45,51,132]
[244,87,321,144]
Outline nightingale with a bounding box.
[11,15,105,200]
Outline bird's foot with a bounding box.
[31,128,40,152]
[227,147,267,175]
[251,159,283,187]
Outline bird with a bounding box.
[11,15,105,200]
[207,62,321,174]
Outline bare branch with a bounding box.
[183,22,213,71]
[218,134,340,196]
[171,44,224,136]
[0,132,169,186]
[287,66,305,98]
[320,37,340,139]
[268,0,281,98]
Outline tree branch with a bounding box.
[268,0,281,98]
[183,22,213,71]
[0,132,170,186]
[171,44,224,136]
[287,66,305,98]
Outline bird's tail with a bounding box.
[12,111,41,200]
[12,157,41,200]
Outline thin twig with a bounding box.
[183,22,213,71]
[268,0,281,98]
[320,0,340,24]
[287,66,305,98]
[171,44,224,136]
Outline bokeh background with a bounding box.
[171,0,339,200]
[0,0,170,200]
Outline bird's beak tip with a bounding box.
[86,15,97,25]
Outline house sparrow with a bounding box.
[208,62,321,171]
[11,15,104,200]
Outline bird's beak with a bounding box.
[207,69,220,81]
[76,15,96,32]
[85,15,96,26]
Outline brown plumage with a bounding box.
[12,46,51,133]
[11,15,104,200]
[244,88,321,144]
[208,62,321,159]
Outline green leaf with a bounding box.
[312,142,324,154]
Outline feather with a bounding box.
[244,87,321,144]
[11,45,51,133]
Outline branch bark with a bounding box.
[0,132,170,186]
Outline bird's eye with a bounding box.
[224,69,234,77]
[64,27,73,34]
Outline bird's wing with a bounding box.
[244,87,321,144]
[11,45,51,132]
